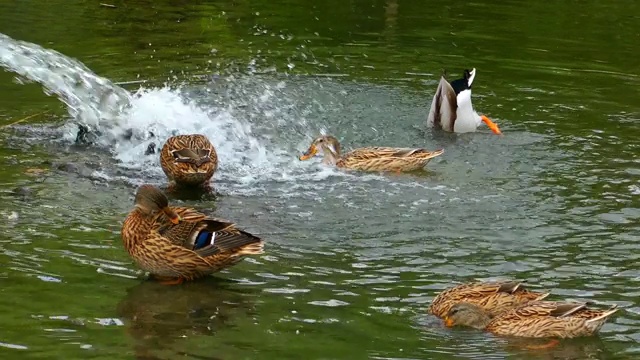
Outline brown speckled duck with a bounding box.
[429,281,550,319]
[121,184,264,285]
[159,134,218,191]
[444,300,618,339]
[298,135,444,173]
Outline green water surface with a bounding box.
[1,1,640,359]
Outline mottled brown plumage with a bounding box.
[121,185,264,285]
[160,134,218,190]
[444,301,619,338]
[429,281,550,318]
[298,135,444,172]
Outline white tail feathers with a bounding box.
[468,68,477,87]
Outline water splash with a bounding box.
[0,33,267,160]
[0,33,350,194]
[0,33,131,128]
[0,33,447,200]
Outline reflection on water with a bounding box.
[1,0,640,359]
[117,280,255,360]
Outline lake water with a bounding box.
[1,1,640,359]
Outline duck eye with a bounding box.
[450,308,458,315]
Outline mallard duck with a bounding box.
[298,135,444,172]
[159,134,218,191]
[121,184,264,285]
[427,68,502,135]
[429,281,550,319]
[444,300,618,339]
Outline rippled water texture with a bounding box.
[1,1,640,359]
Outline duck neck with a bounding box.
[471,313,492,329]
[320,143,341,165]
[322,151,339,165]
[123,208,155,246]
[463,309,493,329]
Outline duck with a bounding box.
[427,68,502,135]
[121,184,264,285]
[428,281,550,319]
[159,134,218,191]
[444,300,618,339]
[298,135,444,172]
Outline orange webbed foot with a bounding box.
[524,339,560,350]
[153,276,184,286]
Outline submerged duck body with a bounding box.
[427,68,501,135]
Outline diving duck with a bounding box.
[427,68,502,135]
[121,184,264,285]
[298,135,444,172]
[444,300,618,339]
[159,134,218,191]
[428,281,550,319]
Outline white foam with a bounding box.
[0,32,447,198]
[62,82,353,195]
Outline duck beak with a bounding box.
[444,316,454,328]
[481,115,502,135]
[299,144,318,161]
[163,207,182,224]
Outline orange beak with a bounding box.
[163,207,181,224]
[444,316,454,328]
[299,144,318,161]
[481,115,502,135]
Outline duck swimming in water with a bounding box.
[159,134,218,191]
[299,135,444,173]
